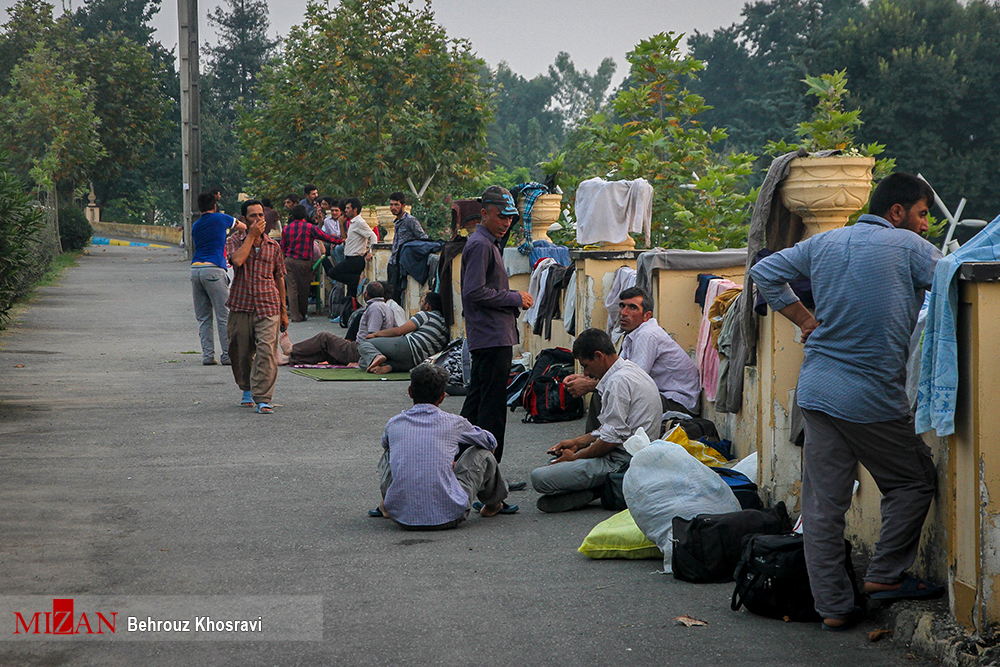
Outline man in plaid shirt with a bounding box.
[226,199,289,414]
[280,203,342,322]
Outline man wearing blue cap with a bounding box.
[460,186,533,482]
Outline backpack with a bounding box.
[671,502,791,584]
[509,347,575,409]
[338,297,357,329]
[599,460,630,511]
[344,307,366,341]
[521,366,585,423]
[710,467,764,510]
[667,417,720,443]
[731,533,863,622]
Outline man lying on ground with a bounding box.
[372,364,514,529]
[283,281,397,366]
[530,328,661,513]
[358,292,448,374]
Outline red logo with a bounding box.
[13,598,116,635]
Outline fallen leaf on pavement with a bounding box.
[674,615,708,627]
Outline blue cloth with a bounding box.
[398,240,444,285]
[382,403,496,527]
[915,214,1000,436]
[191,212,237,268]
[528,240,571,267]
[750,214,940,423]
[511,182,549,252]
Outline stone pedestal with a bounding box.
[519,193,562,242]
[780,156,875,237]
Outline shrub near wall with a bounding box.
[0,168,49,324]
[59,206,93,251]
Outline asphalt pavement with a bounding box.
[0,242,939,666]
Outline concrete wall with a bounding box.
[92,222,182,245]
[653,265,746,356]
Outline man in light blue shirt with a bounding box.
[751,173,943,630]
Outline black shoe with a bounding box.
[507,481,527,491]
[536,490,599,513]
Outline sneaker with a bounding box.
[536,489,600,513]
[220,358,231,366]
[203,358,218,366]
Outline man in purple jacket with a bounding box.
[459,186,533,465]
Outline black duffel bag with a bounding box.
[671,502,791,583]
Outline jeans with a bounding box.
[191,266,230,363]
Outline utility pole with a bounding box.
[178,0,201,260]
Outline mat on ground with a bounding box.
[289,368,410,381]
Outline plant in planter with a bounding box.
[766,70,896,237]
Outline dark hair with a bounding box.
[379,280,394,301]
[573,328,616,361]
[304,184,317,195]
[409,363,450,404]
[389,191,406,205]
[869,173,935,218]
[197,192,217,212]
[422,291,443,313]
[290,204,308,220]
[618,286,653,314]
[209,188,221,197]
[241,199,263,217]
[365,281,384,299]
[344,197,362,213]
[285,193,298,204]
[261,197,272,208]
[321,196,337,207]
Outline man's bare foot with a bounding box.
[366,354,388,373]
[480,502,503,517]
[371,364,393,374]
[346,362,359,368]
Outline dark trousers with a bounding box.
[285,257,314,322]
[325,255,366,302]
[289,332,359,365]
[461,346,513,463]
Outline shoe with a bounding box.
[821,606,864,632]
[203,358,218,365]
[536,489,599,513]
[507,481,527,491]
[368,507,384,518]
[868,574,945,601]
[220,357,231,366]
[472,501,519,515]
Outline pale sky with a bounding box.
[3,0,749,81]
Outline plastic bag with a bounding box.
[578,510,661,560]
[666,424,728,467]
[623,440,740,573]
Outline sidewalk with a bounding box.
[0,243,940,666]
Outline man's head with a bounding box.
[421,291,443,313]
[572,328,619,380]
[261,197,272,208]
[197,192,217,213]
[241,200,265,233]
[284,194,297,210]
[344,198,362,218]
[408,363,450,406]
[617,286,654,333]
[365,281,385,300]
[210,188,222,202]
[479,185,520,239]
[290,204,308,221]
[320,196,336,213]
[389,192,406,217]
[303,184,318,203]
[869,173,934,235]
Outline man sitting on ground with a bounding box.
[530,328,661,513]
[564,287,701,430]
[373,364,513,529]
[358,292,448,374]
[284,282,397,366]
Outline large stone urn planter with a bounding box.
[780,156,875,237]
[519,193,562,242]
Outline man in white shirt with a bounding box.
[564,286,701,432]
[324,197,376,306]
[530,328,661,513]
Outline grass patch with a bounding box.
[36,250,83,288]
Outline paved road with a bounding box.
[0,243,937,666]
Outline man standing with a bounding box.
[280,203,342,322]
[190,192,245,366]
[286,281,397,366]
[530,328,661,513]
[750,173,943,631]
[299,184,319,220]
[374,364,512,529]
[460,186,533,464]
[325,197,376,307]
[564,286,701,428]
[386,191,428,290]
[226,199,289,414]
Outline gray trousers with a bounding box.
[801,408,937,619]
[530,446,631,496]
[357,336,417,372]
[379,446,508,530]
[191,266,230,363]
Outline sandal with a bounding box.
[255,402,274,414]
[868,574,945,601]
[240,390,255,407]
[472,501,519,515]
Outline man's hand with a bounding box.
[549,448,578,464]
[777,301,821,344]
[365,251,373,262]
[248,217,265,239]
[562,373,598,398]
[799,315,820,343]
[547,438,579,457]
[518,291,534,308]
[280,310,289,331]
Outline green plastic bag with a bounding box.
[578,509,663,560]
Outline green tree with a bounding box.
[0,155,50,325]
[567,32,757,250]
[486,62,563,177]
[241,0,493,202]
[205,0,278,115]
[548,52,617,128]
[1,43,105,251]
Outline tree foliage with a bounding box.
[566,32,757,250]
[205,0,278,115]
[240,0,492,203]
[0,157,50,325]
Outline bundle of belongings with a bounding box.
[575,177,653,247]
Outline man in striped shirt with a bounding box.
[375,364,510,529]
[358,292,448,374]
